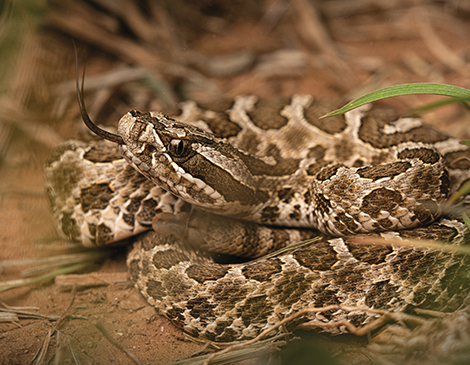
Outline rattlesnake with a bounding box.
[46,91,470,344]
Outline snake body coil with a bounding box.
[46,95,470,342]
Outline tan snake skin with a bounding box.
[46,95,470,342]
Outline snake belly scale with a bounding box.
[46,93,470,342]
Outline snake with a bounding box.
[45,82,470,344]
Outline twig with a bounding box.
[202,305,427,365]
[54,287,77,329]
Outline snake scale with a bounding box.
[45,89,470,344]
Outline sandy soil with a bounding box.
[1,1,470,364]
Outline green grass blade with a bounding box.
[321,83,470,118]
[463,213,470,231]
[448,180,470,205]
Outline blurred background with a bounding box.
[0,0,469,364]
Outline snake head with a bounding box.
[116,110,260,216]
[75,55,262,216]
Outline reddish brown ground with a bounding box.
[1,1,470,364]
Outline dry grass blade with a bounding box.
[171,338,285,365]
[67,336,81,365]
[0,262,92,292]
[0,311,19,322]
[252,236,323,262]
[31,329,52,365]
[349,236,470,256]
[53,331,66,365]
[47,9,159,66]
[0,307,87,322]
[293,0,349,74]
[94,322,143,365]
[1,250,111,270]
[417,6,466,73]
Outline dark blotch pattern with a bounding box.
[126,197,144,214]
[365,281,398,308]
[96,223,113,245]
[166,307,186,327]
[146,279,166,299]
[242,258,282,281]
[240,295,270,327]
[315,193,331,216]
[152,249,190,270]
[271,270,313,306]
[358,108,448,149]
[215,327,239,342]
[60,212,80,243]
[209,279,249,303]
[80,183,114,213]
[293,242,337,271]
[83,144,122,163]
[344,237,393,264]
[289,205,301,220]
[187,297,216,320]
[333,264,367,293]
[122,213,134,227]
[136,199,159,223]
[357,161,412,181]
[128,259,140,282]
[399,223,458,242]
[185,263,228,284]
[197,99,241,138]
[247,97,290,130]
[277,187,295,203]
[307,145,326,159]
[306,160,332,176]
[316,164,342,181]
[335,212,359,233]
[361,188,403,219]
[260,206,280,223]
[312,286,340,307]
[397,147,440,164]
[304,99,347,134]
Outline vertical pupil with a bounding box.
[177,141,184,155]
[170,139,186,156]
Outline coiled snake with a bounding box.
[46,86,470,344]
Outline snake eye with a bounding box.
[168,139,187,157]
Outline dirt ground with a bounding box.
[1,1,470,364]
